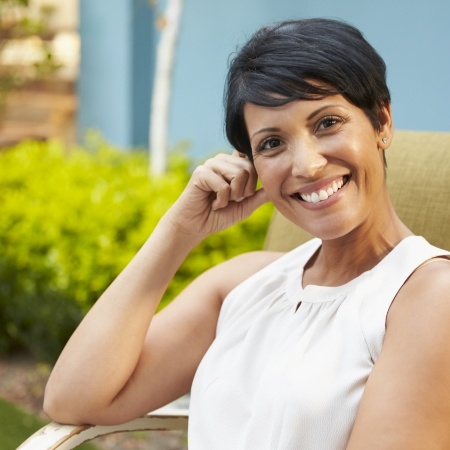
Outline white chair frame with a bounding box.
[17,407,188,450]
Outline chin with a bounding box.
[282,211,356,242]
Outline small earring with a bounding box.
[382,137,388,144]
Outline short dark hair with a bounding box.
[225,18,391,158]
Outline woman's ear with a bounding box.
[378,102,394,149]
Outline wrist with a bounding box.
[151,213,205,255]
[159,207,208,245]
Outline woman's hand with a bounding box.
[165,152,268,238]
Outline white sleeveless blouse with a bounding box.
[188,236,449,449]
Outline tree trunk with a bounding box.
[149,0,184,175]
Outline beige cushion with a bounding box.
[264,130,450,252]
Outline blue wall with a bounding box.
[78,0,155,148]
[78,0,450,158]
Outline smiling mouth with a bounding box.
[292,176,350,203]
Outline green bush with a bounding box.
[0,139,273,361]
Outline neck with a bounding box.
[303,199,413,287]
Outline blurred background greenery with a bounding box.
[0,137,273,363]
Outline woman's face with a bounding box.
[244,94,392,241]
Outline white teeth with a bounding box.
[319,190,328,201]
[297,177,347,204]
[301,193,313,202]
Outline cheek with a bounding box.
[259,173,286,204]
[254,160,275,184]
[253,163,275,195]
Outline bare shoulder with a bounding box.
[347,257,450,448]
[384,255,450,367]
[388,255,450,327]
[204,250,286,302]
[386,255,450,370]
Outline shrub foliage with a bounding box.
[0,140,273,361]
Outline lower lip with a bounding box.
[294,181,349,210]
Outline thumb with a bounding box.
[240,188,269,217]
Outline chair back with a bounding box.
[264,130,450,252]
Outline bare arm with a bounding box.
[346,259,450,449]
[43,152,273,425]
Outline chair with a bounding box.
[18,407,189,450]
[18,130,450,449]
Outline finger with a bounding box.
[232,150,247,159]
[230,157,258,201]
[204,154,257,202]
[239,188,269,217]
[213,184,231,210]
[229,164,251,202]
[191,165,231,210]
[203,157,247,201]
[229,152,259,199]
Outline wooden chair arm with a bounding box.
[17,408,188,450]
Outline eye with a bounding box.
[258,137,283,151]
[316,115,343,132]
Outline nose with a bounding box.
[290,139,327,178]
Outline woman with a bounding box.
[44,18,450,449]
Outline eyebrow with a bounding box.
[250,127,280,141]
[306,104,346,121]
